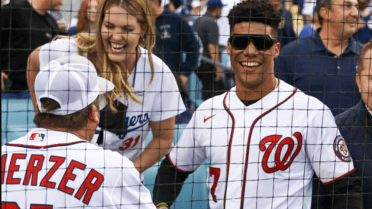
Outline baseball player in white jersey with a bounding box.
[152,1,363,208]
[31,37,185,170]
[1,55,156,209]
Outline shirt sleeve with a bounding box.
[111,159,156,209]
[168,110,207,172]
[306,104,355,184]
[150,67,186,121]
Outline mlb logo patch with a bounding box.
[30,133,45,142]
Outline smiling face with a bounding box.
[227,22,280,93]
[100,5,144,64]
[324,0,359,38]
[87,0,99,23]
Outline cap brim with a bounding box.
[97,77,115,94]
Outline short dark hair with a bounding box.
[357,41,372,77]
[227,0,281,36]
[34,98,99,130]
[316,0,333,25]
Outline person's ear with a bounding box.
[89,105,100,124]
[227,40,232,56]
[356,72,361,91]
[319,7,330,22]
[272,42,280,58]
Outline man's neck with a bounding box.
[153,6,164,19]
[235,77,277,102]
[28,0,47,15]
[318,26,350,56]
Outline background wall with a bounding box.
[60,0,82,27]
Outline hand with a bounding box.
[57,19,68,33]
[1,72,8,91]
[179,74,189,87]
[215,66,223,82]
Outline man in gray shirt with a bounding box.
[193,0,225,100]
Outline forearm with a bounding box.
[132,134,173,173]
[208,44,220,65]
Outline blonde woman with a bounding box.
[27,0,185,174]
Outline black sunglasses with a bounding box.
[228,34,277,51]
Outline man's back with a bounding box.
[1,128,156,208]
[1,1,60,91]
[193,13,219,58]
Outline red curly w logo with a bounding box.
[259,132,303,173]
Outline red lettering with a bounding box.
[1,202,20,209]
[40,156,65,188]
[2,154,7,184]
[75,169,104,205]
[30,204,52,209]
[7,154,26,184]
[210,167,220,203]
[260,133,303,173]
[131,135,140,148]
[58,160,86,195]
[23,155,45,186]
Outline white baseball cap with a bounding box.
[35,55,114,115]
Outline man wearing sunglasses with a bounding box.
[152,0,363,208]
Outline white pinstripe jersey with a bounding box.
[1,128,156,209]
[169,81,354,209]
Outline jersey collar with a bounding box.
[6,128,86,148]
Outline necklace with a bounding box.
[275,78,279,89]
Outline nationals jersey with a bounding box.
[1,128,156,209]
[39,39,186,161]
[168,81,354,209]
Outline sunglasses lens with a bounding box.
[230,35,274,51]
[231,36,249,50]
[252,36,274,51]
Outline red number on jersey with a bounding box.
[1,202,52,209]
[210,167,220,203]
[119,135,140,150]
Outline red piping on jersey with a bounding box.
[240,88,297,209]
[222,91,236,209]
[322,168,355,185]
[5,141,87,149]
[167,153,194,173]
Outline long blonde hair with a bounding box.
[75,0,156,111]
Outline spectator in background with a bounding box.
[1,0,63,92]
[269,0,297,47]
[151,0,199,123]
[193,0,225,100]
[276,0,362,117]
[68,0,99,36]
[352,0,372,44]
[299,10,320,38]
[336,41,372,209]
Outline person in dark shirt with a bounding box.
[193,0,226,100]
[336,41,372,209]
[276,0,363,116]
[269,0,297,47]
[1,0,63,92]
[151,0,199,123]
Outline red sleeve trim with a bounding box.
[322,168,356,185]
[167,153,194,173]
